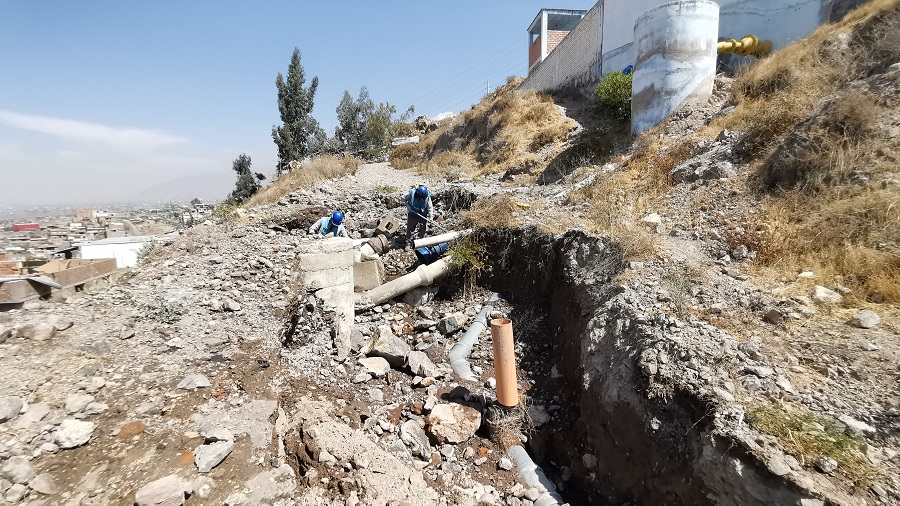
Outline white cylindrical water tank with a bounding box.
[631,0,719,135]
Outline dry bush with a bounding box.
[389,142,423,170]
[417,150,476,181]
[424,78,575,176]
[624,134,696,190]
[460,193,522,229]
[244,154,362,208]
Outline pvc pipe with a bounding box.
[413,230,471,249]
[362,257,452,306]
[507,445,565,505]
[448,293,499,381]
[490,318,518,408]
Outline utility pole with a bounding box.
[486,80,490,96]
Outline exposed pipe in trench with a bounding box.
[357,257,452,307]
[413,229,471,249]
[448,293,499,381]
[507,445,566,506]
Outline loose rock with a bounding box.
[135,474,186,506]
[426,404,481,444]
[195,440,235,473]
[55,419,95,449]
[850,310,880,329]
[0,396,24,423]
[177,374,212,390]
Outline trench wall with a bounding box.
[474,228,812,504]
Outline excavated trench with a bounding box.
[467,228,781,505]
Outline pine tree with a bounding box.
[229,153,262,203]
[272,48,321,175]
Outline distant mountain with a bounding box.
[133,172,233,203]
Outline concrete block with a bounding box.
[297,250,355,271]
[353,260,385,291]
[296,237,354,256]
[303,266,353,291]
[375,217,400,238]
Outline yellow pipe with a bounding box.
[717,34,772,57]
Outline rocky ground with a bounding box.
[0,149,897,505]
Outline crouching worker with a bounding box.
[404,184,433,246]
[308,211,348,238]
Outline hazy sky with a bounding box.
[0,1,595,205]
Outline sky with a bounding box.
[0,0,595,205]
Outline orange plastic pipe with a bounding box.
[490,318,518,407]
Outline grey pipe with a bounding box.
[507,445,565,505]
[448,293,499,381]
[413,229,471,249]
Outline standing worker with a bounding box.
[404,184,433,247]
[308,211,349,238]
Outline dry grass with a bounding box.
[388,143,422,170]
[416,150,477,181]
[412,77,576,177]
[460,193,523,229]
[711,0,900,303]
[243,154,362,208]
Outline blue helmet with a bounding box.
[415,185,428,198]
[331,211,344,225]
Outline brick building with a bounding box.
[527,9,587,73]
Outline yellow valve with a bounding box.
[717,34,772,57]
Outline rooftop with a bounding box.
[528,8,588,34]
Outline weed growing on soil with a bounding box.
[448,235,486,300]
[661,268,694,317]
[134,295,185,324]
[212,203,238,224]
[594,71,633,121]
[748,405,879,488]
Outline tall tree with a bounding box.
[229,153,263,204]
[334,87,414,156]
[272,47,321,175]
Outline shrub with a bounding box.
[594,71,633,121]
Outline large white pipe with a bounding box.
[413,230,471,250]
[448,293,499,381]
[631,0,720,134]
[507,445,565,505]
[361,257,452,306]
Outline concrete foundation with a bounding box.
[631,0,720,134]
[353,259,385,291]
[297,238,355,358]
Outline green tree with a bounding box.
[593,71,633,121]
[272,47,321,175]
[229,153,263,204]
[334,87,415,157]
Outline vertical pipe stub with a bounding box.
[490,318,518,408]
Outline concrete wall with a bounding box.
[521,3,603,91]
[522,0,836,92]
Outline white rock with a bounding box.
[82,402,109,416]
[1,457,34,484]
[56,419,95,449]
[64,393,95,414]
[135,474,185,506]
[498,457,514,471]
[194,440,235,473]
[838,414,876,435]
[177,374,211,390]
[357,357,391,377]
[19,323,56,341]
[4,483,27,503]
[811,286,842,304]
[406,351,437,377]
[851,310,880,329]
[0,396,24,423]
[426,404,481,444]
[29,473,57,495]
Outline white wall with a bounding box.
[520,4,603,91]
[80,242,148,268]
